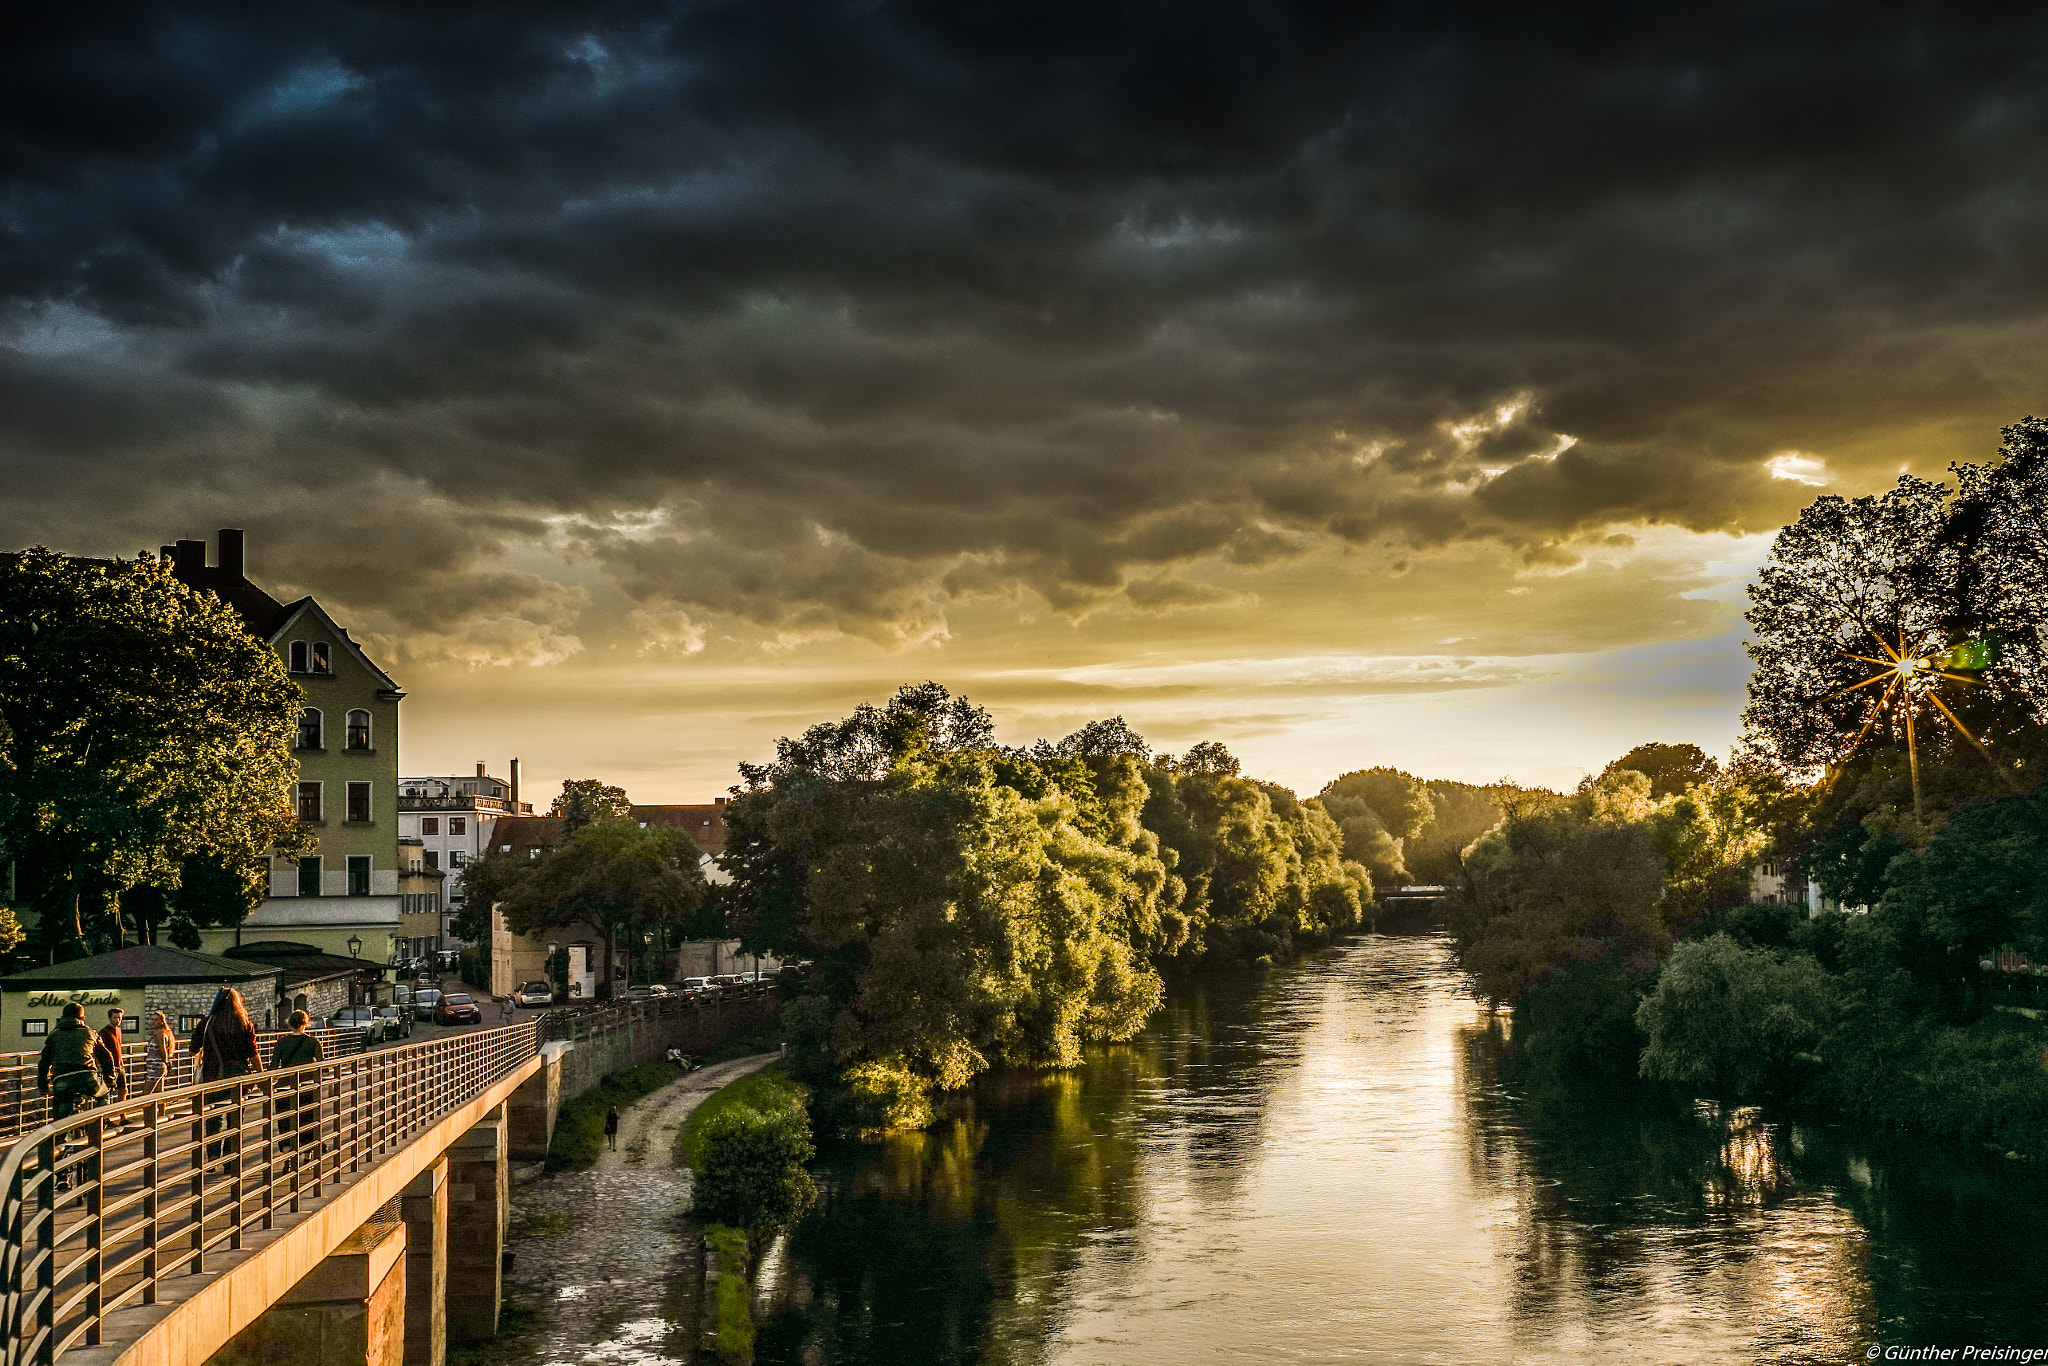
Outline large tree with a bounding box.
[0,549,305,958]
[1600,742,1720,799]
[549,778,633,835]
[1315,767,1433,886]
[1744,423,2048,793]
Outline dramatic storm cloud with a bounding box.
[6,1,2047,793]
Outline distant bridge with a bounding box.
[0,983,782,1366]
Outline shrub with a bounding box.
[1636,934,1839,1103]
[690,1102,818,1232]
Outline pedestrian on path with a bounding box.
[190,988,263,1165]
[272,1011,323,1160]
[604,1105,621,1151]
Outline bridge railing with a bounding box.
[0,1019,540,1366]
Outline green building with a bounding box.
[166,532,406,963]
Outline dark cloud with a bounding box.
[5,1,2048,649]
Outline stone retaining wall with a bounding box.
[552,989,782,1100]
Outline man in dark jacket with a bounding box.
[37,1003,115,1122]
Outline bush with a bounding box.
[690,1100,818,1232]
[678,1064,808,1169]
[1636,934,1839,1103]
[546,1061,679,1171]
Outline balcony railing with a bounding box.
[0,1020,539,1366]
[396,794,532,814]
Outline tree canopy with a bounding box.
[1600,742,1720,799]
[0,548,305,958]
[721,683,1370,1126]
[550,778,633,834]
[1743,420,2048,788]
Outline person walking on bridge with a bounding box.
[190,988,263,1166]
[36,1002,113,1123]
[97,1007,130,1104]
[142,1011,176,1094]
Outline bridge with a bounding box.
[0,984,781,1366]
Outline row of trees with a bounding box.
[1454,417,2048,1159]
[718,684,1373,1126]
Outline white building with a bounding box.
[397,762,534,944]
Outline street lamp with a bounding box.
[347,934,362,959]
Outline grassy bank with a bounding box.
[546,1061,680,1171]
[676,1062,804,1170]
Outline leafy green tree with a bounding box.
[1444,784,1668,1009]
[1316,767,1433,885]
[0,549,305,959]
[1601,742,1720,799]
[1636,934,1838,1102]
[549,778,633,835]
[690,1102,819,1239]
[1403,780,1513,884]
[1799,820,1908,910]
[494,818,707,990]
[1874,791,2048,994]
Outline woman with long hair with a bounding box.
[143,1011,177,1094]
[189,988,263,1081]
[191,987,263,1169]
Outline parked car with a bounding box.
[435,949,461,971]
[412,989,443,1020]
[376,1005,413,1039]
[435,993,483,1025]
[680,977,713,995]
[709,974,740,989]
[515,981,554,1008]
[332,1005,386,1045]
[625,984,655,1000]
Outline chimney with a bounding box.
[476,762,486,778]
[174,539,205,584]
[509,758,521,808]
[217,529,245,583]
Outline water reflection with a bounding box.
[756,932,2048,1364]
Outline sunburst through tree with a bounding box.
[1822,629,2003,816]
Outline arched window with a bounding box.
[289,641,308,673]
[297,708,322,750]
[346,709,372,750]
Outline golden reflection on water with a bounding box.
[770,936,1899,1365]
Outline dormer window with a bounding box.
[345,709,372,750]
[287,641,333,675]
[296,708,322,750]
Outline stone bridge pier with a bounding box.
[202,1043,571,1366]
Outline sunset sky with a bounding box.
[6,3,2046,800]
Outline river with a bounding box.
[752,928,2048,1364]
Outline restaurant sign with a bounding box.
[24,990,124,1009]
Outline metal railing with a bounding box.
[0,1029,367,1145]
[533,979,780,1043]
[0,1019,540,1366]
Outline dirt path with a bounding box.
[491,1051,785,1366]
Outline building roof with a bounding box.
[489,816,566,859]
[0,945,282,989]
[221,941,367,982]
[634,803,728,853]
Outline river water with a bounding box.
[752,929,2048,1364]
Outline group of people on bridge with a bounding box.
[33,986,328,1125]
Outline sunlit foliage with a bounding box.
[724,684,1368,1125]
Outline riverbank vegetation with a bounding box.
[721,686,1373,1127]
[545,1061,681,1170]
[1461,416,2048,1161]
